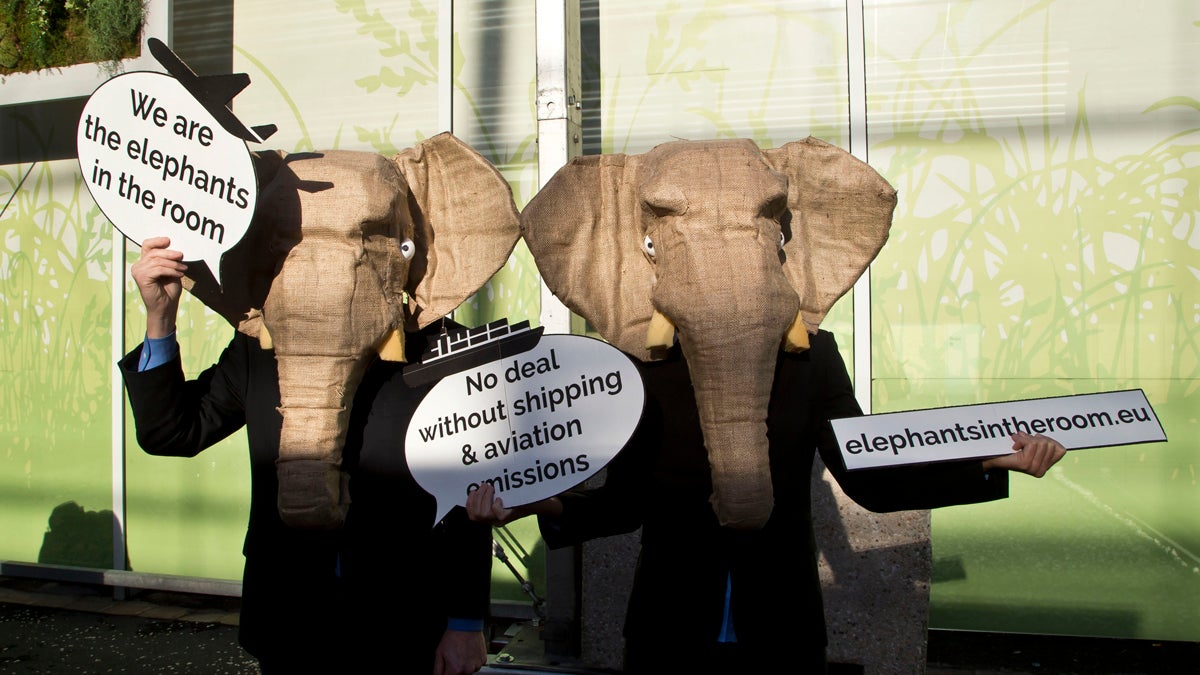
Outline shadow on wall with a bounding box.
[38,501,128,570]
[812,456,932,674]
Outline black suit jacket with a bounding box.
[540,330,1006,667]
[121,324,491,671]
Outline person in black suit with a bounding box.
[122,236,492,674]
[468,330,1065,673]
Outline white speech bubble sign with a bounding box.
[76,71,257,284]
[406,334,646,526]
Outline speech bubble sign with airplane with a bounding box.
[76,38,275,285]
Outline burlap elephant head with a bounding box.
[185,132,521,529]
[520,137,896,529]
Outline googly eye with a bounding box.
[779,231,787,249]
[400,238,415,260]
[643,236,655,258]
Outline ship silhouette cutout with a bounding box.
[403,319,544,387]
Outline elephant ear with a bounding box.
[763,137,897,334]
[520,153,657,361]
[391,132,521,329]
[180,148,291,340]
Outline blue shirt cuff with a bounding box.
[138,333,179,372]
[446,618,484,632]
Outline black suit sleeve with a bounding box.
[119,333,249,458]
[811,331,1009,512]
[433,507,494,621]
[538,435,653,549]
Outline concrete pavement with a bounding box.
[1,576,1195,674]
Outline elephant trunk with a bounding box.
[263,236,395,531]
[657,240,800,530]
[274,353,370,529]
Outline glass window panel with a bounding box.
[0,160,116,569]
[867,0,1200,641]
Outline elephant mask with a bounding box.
[520,137,895,530]
[183,132,521,529]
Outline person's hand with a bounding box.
[129,236,187,338]
[433,629,486,675]
[982,432,1066,478]
[465,482,515,526]
[464,483,562,526]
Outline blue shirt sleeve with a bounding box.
[137,333,179,372]
[446,617,485,632]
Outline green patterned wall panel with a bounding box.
[596,0,849,153]
[866,0,1199,640]
[452,1,540,333]
[0,159,116,568]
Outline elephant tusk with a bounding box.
[646,310,676,350]
[259,323,274,350]
[376,327,407,363]
[782,312,811,352]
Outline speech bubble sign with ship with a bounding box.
[404,320,646,526]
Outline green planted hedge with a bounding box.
[0,0,144,75]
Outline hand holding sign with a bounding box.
[406,333,645,526]
[76,39,272,285]
[981,431,1067,478]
